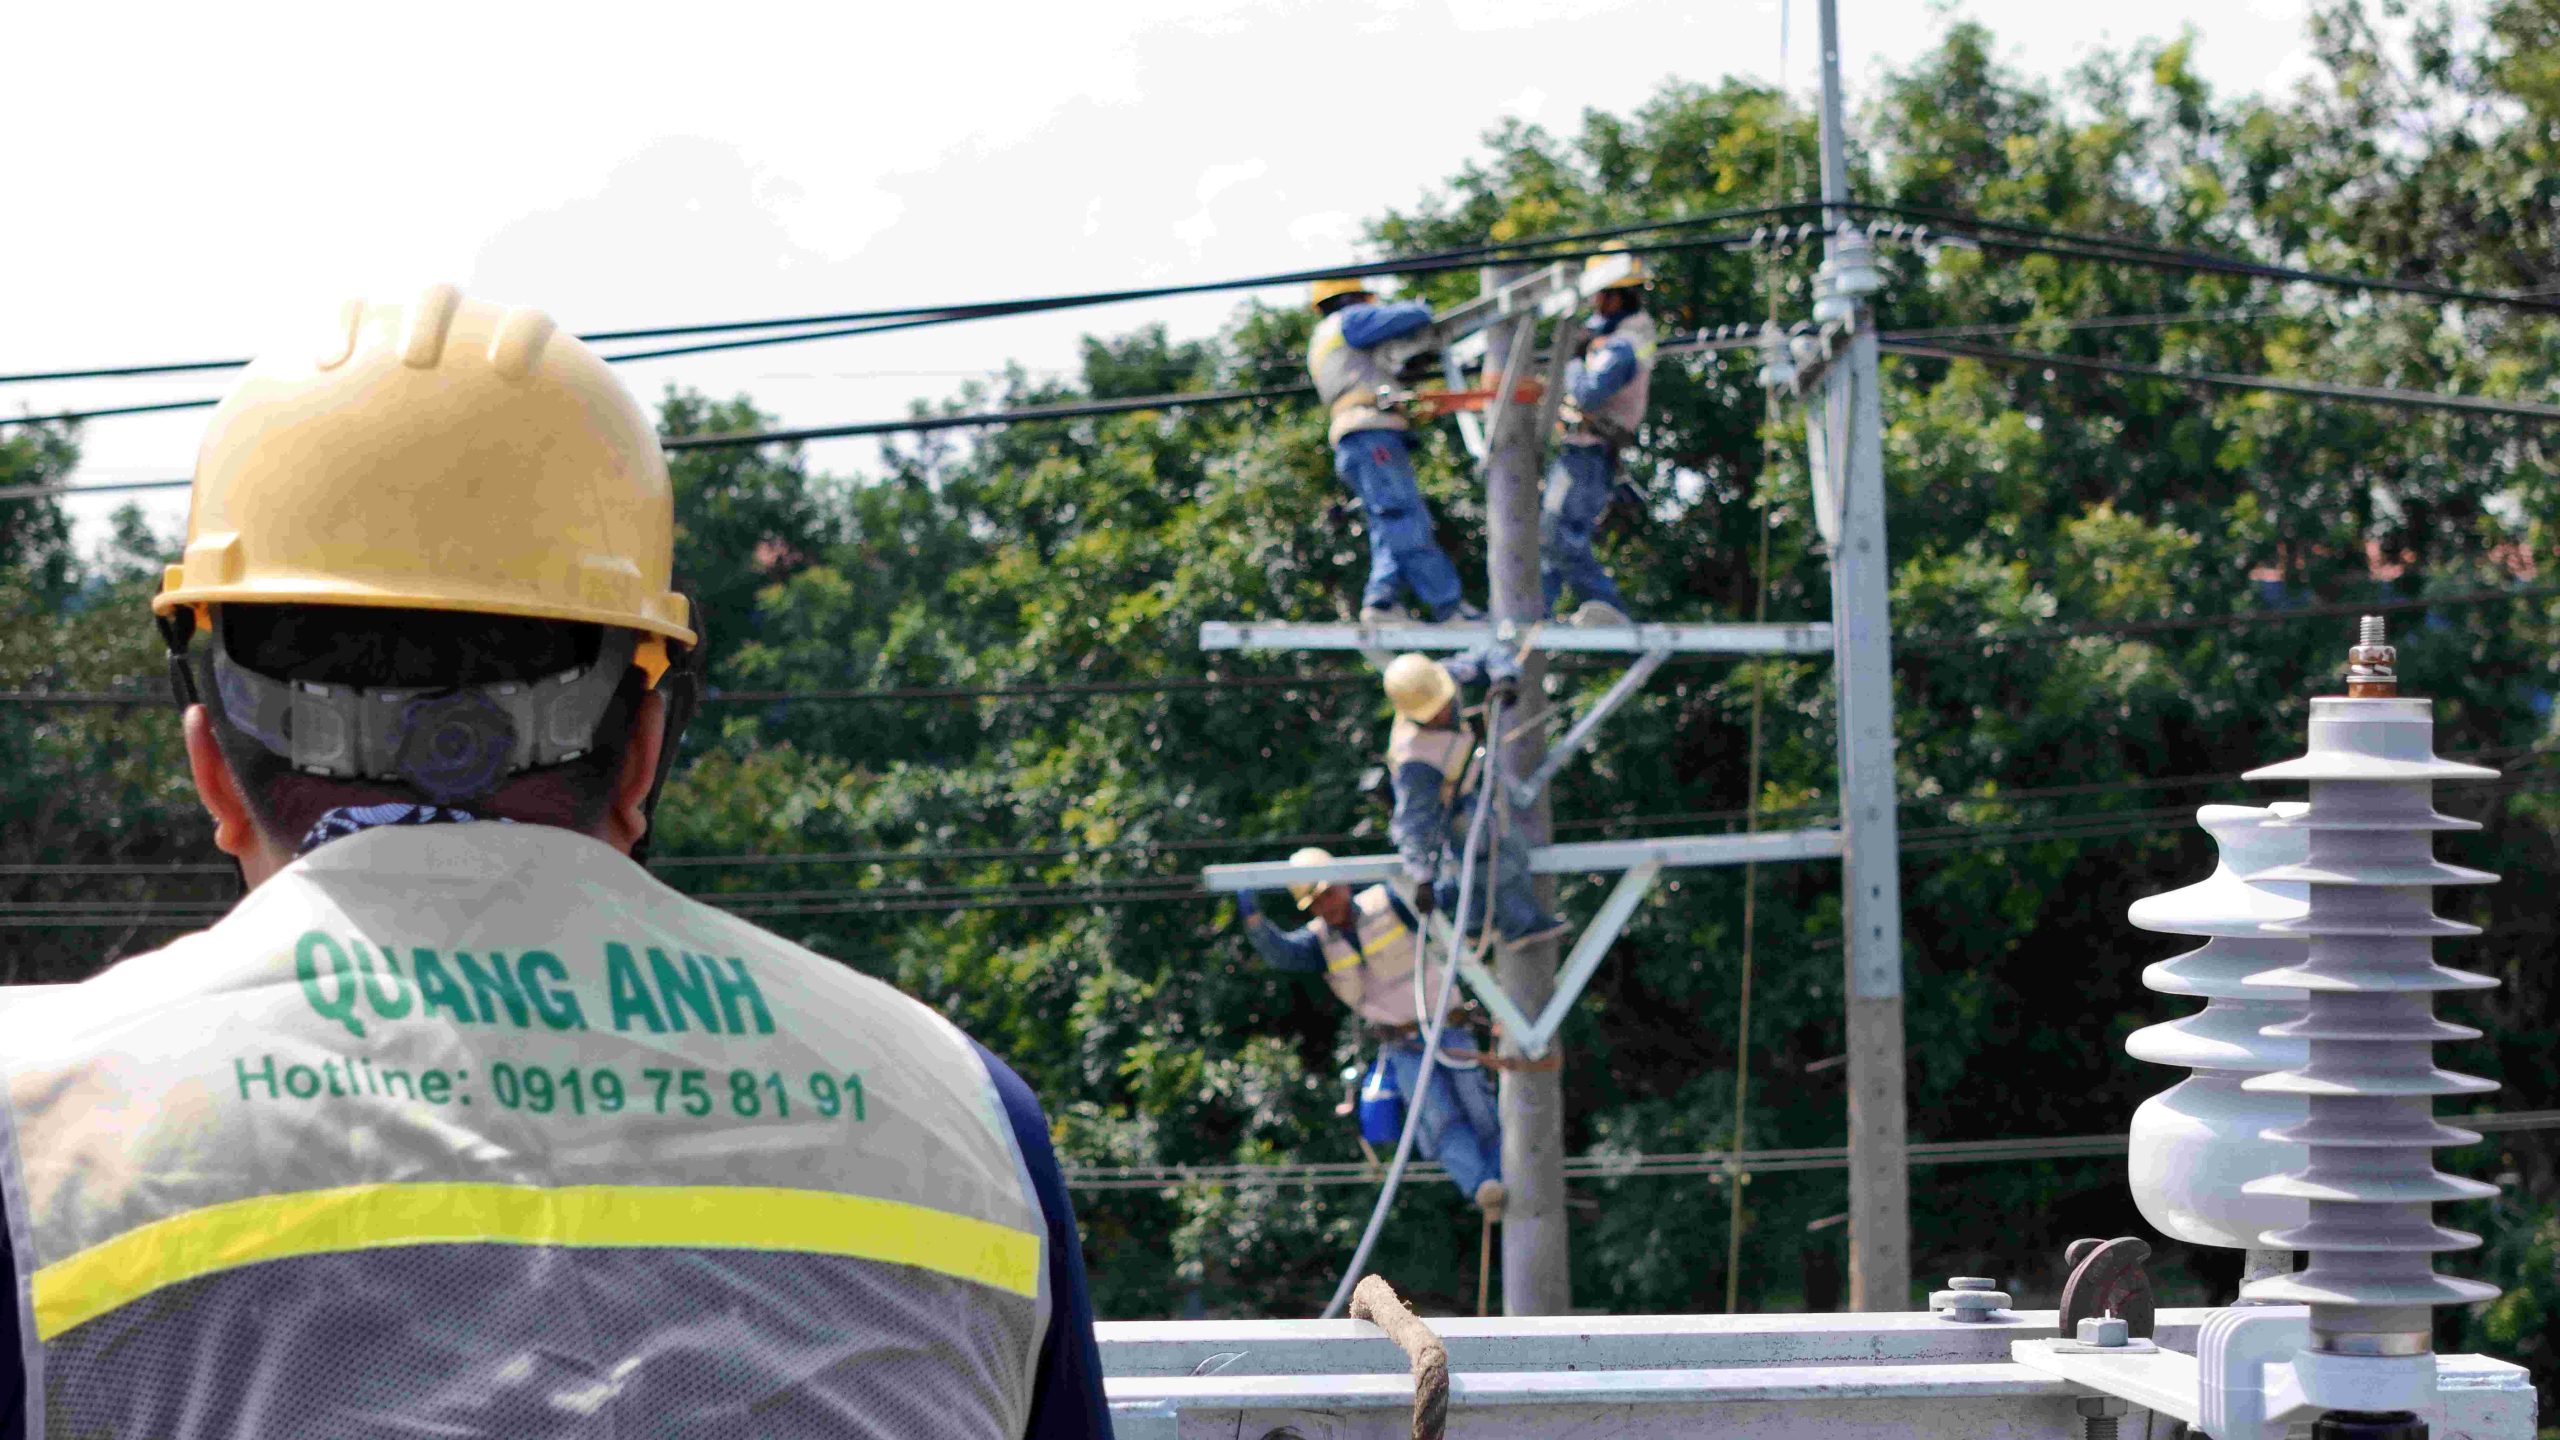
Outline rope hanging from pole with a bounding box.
[1727,0,1792,1313]
[1317,692,1510,1320]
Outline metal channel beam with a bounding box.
[1111,1365,2095,1440]
[1428,262,1576,344]
[1199,619,1832,655]
[1099,1309,2211,1378]
[1200,829,1843,892]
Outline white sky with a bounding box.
[5,0,2320,554]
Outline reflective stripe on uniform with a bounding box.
[0,824,1049,1436]
[31,1181,1042,1340]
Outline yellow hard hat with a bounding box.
[1287,846,1336,909]
[1582,250,1649,293]
[1310,276,1375,308]
[1383,652,1459,723]
[154,285,695,680]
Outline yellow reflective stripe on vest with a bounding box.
[32,1181,1043,1340]
[1361,925,1409,955]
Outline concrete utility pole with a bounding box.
[1812,0,1913,1310]
[1481,270,1570,1315]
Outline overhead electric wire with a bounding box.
[1,227,1788,435]
[1845,200,2560,315]
[1060,1108,2560,1191]
[24,768,2560,922]
[12,574,2557,710]
[660,382,1312,451]
[0,200,1834,393]
[0,478,189,504]
[1884,336,2560,424]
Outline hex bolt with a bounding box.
[2079,1395,2132,1440]
[2076,1316,2130,1347]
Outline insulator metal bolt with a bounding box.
[2346,615,2398,697]
[1929,1275,2012,1322]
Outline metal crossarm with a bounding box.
[1201,830,1842,892]
[1198,620,1832,655]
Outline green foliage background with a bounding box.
[4,0,2554,1407]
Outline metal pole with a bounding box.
[1483,267,1570,1315]
[1813,0,1912,1311]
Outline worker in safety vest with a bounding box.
[1382,652,1568,948]
[1306,277,1482,625]
[0,289,1108,1439]
[1541,250,1659,626]
[1237,850,1505,1216]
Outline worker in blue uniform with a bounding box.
[1542,251,1660,626]
[1306,277,1483,624]
[1237,854,1506,1217]
[1381,651,1568,949]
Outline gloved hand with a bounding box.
[1410,884,1437,918]
[1480,645,1523,704]
[1237,891,1261,924]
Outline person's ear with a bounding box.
[602,690,669,853]
[184,705,285,882]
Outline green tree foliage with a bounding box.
[4,0,2553,1401]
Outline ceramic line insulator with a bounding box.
[2237,694,2502,1355]
[2125,804,2314,1249]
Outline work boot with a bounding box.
[1500,914,1571,948]
[1570,600,1632,627]
[1359,603,1412,625]
[1436,601,1486,624]
[1475,1179,1507,1221]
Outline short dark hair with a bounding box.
[207,604,646,845]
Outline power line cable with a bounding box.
[0,202,1832,392]
[1884,336,2560,424]
[1062,1109,2560,1190]
[18,759,2549,914]
[11,576,2555,710]
[1846,201,2560,315]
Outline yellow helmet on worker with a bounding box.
[1310,276,1376,309]
[1581,250,1649,294]
[153,285,694,686]
[1287,846,1337,908]
[1382,652,1459,724]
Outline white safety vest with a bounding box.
[1306,308,1410,446]
[1310,885,1446,1028]
[1388,715,1478,808]
[0,824,1048,1439]
[1566,310,1657,447]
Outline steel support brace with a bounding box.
[1508,860,1660,1058]
[1511,649,1669,809]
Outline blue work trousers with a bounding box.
[1433,792,1557,943]
[1379,1036,1502,1200]
[1540,441,1626,614]
[1335,431,1463,617]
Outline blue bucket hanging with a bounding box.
[1356,1052,1405,1145]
